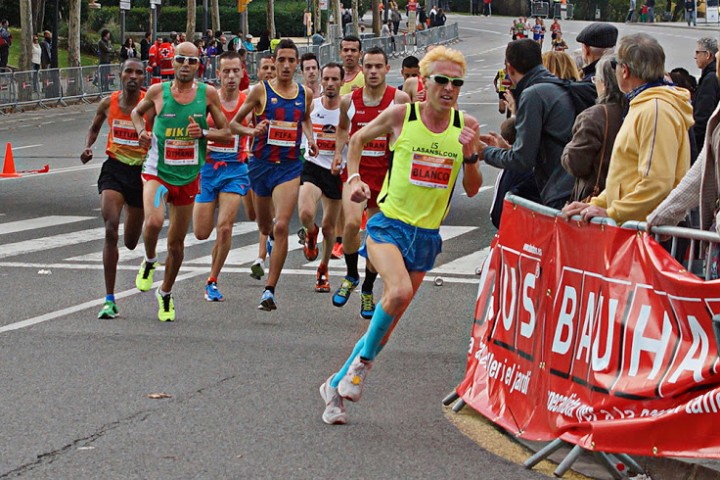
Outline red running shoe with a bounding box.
[304,223,319,261]
[331,241,344,259]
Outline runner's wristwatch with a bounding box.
[463,153,479,164]
[201,129,209,139]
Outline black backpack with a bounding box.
[537,77,597,117]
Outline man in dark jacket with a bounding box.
[140,31,151,61]
[693,37,720,148]
[478,39,575,209]
[97,29,115,92]
[0,19,11,69]
[40,30,53,69]
[576,22,618,82]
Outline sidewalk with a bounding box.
[627,18,720,29]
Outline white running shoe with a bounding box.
[337,356,373,402]
[319,376,347,425]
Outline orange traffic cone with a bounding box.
[1,143,20,178]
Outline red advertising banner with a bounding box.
[457,201,720,458]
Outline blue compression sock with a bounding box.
[359,303,395,361]
[330,334,366,388]
[154,185,168,208]
[105,294,115,303]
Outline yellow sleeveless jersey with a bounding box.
[340,71,365,95]
[379,103,465,229]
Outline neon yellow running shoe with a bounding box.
[135,260,158,291]
[97,300,118,319]
[156,289,176,322]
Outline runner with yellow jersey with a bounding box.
[319,46,483,425]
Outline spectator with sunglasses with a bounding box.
[318,45,482,425]
[130,42,231,322]
[479,39,575,209]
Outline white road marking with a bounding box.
[0,216,93,235]
[66,221,257,262]
[0,163,101,181]
[12,144,43,150]
[0,218,484,332]
[0,226,107,259]
[431,247,490,275]
[301,225,478,272]
[0,269,205,334]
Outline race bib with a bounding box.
[164,139,199,165]
[111,119,140,146]
[267,120,299,147]
[361,136,388,157]
[409,153,454,189]
[208,135,240,153]
[315,132,335,155]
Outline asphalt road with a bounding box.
[0,15,704,479]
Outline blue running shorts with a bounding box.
[196,161,250,203]
[359,211,442,272]
[248,158,304,197]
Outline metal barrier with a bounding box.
[0,23,461,112]
[623,221,720,281]
[446,193,719,479]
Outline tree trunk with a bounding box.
[267,0,276,38]
[332,0,342,40]
[211,0,221,32]
[186,0,196,41]
[372,0,380,35]
[351,0,359,35]
[19,0,33,71]
[67,0,81,68]
[32,0,45,33]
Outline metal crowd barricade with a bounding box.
[12,70,39,109]
[317,44,334,69]
[59,67,84,103]
[0,24,461,111]
[39,68,63,105]
[80,65,103,98]
[623,221,720,281]
[0,69,16,111]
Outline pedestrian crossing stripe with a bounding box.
[66,222,258,262]
[0,216,94,236]
[0,216,487,277]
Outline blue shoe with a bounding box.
[204,282,225,302]
[360,291,375,319]
[266,237,274,258]
[332,276,359,307]
[258,289,277,311]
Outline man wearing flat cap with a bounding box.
[576,23,618,81]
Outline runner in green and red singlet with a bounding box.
[131,41,231,322]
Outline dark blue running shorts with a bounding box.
[248,158,303,197]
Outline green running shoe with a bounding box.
[98,300,118,319]
[332,276,359,307]
[136,260,158,291]
[156,289,176,322]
